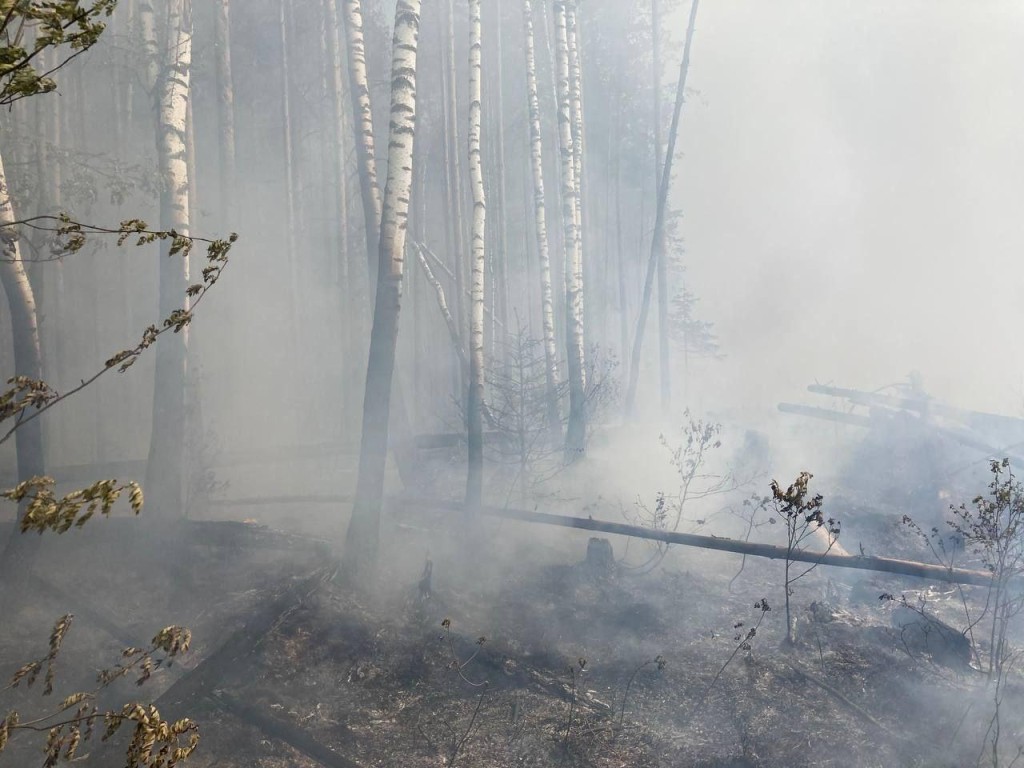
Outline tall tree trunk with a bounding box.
[0,148,46,576]
[341,0,418,487]
[438,15,461,399]
[555,0,585,461]
[523,0,561,439]
[651,0,671,413]
[214,0,235,222]
[443,0,468,350]
[466,0,486,510]
[614,100,629,379]
[341,0,422,584]
[342,0,382,291]
[566,0,585,358]
[138,0,160,95]
[492,0,510,357]
[325,0,353,418]
[280,0,300,339]
[144,0,192,518]
[624,0,699,418]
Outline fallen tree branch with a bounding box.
[397,499,996,587]
[153,565,337,715]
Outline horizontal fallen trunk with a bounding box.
[399,498,996,587]
[156,566,335,714]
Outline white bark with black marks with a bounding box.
[522,0,562,439]
[555,0,586,460]
[343,0,422,584]
[466,0,486,509]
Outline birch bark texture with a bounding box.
[554,0,586,460]
[343,0,422,583]
[342,0,383,285]
[625,0,699,417]
[443,0,468,344]
[522,0,562,439]
[466,0,486,509]
[144,0,192,518]
[0,149,46,573]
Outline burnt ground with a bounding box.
[1,501,1022,768]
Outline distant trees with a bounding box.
[144,0,193,518]
[625,0,700,417]
[521,0,561,440]
[554,0,586,461]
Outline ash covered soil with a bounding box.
[1,507,1020,768]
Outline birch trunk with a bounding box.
[492,0,510,355]
[342,0,382,290]
[466,0,486,510]
[566,0,585,354]
[555,0,586,460]
[144,0,192,518]
[652,0,671,412]
[214,0,235,222]
[523,0,561,439]
[625,0,699,417]
[0,148,46,576]
[443,0,467,347]
[342,0,422,583]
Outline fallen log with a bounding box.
[777,403,874,428]
[153,565,336,715]
[81,565,336,767]
[399,499,995,587]
[806,384,1024,429]
[780,401,1024,466]
[212,691,359,768]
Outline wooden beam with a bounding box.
[400,498,995,587]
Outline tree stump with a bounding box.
[584,537,614,576]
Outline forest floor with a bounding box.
[2,494,1021,768]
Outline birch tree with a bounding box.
[554,0,586,460]
[522,0,561,439]
[144,0,193,517]
[625,0,699,417]
[342,0,422,583]
[466,0,486,509]
[0,151,46,575]
[342,0,383,283]
[443,0,468,344]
